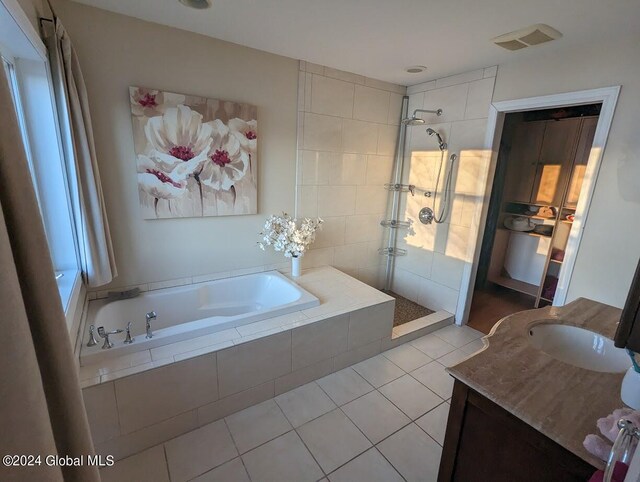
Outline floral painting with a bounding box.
[129,86,257,219]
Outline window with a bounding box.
[1,18,81,315]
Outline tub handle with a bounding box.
[97,326,123,349]
[124,322,135,344]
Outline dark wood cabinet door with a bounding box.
[502,120,546,204]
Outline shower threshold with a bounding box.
[383,290,434,327]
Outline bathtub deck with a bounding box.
[79,267,393,387]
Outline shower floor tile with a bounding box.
[384,290,434,327]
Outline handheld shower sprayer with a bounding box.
[426,128,447,151]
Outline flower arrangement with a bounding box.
[258,213,323,258]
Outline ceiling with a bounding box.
[70,0,640,86]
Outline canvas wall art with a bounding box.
[129,86,258,219]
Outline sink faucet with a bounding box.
[145,311,156,339]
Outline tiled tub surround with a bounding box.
[81,271,319,366]
[80,267,453,461]
[295,61,406,288]
[99,324,485,482]
[392,67,497,317]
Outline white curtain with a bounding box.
[43,18,117,287]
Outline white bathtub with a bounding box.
[80,271,319,365]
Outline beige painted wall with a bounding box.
[493,34,640,308]
[53,0,299,289]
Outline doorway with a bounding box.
[468,104,601,333]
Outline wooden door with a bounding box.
[565,117,598,208]
[502,120,546,204]
[531,119,580,206]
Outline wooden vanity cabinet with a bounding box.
[438,381,596,482]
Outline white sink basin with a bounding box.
[528,323,631,373]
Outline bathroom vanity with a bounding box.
[439,298,627,481]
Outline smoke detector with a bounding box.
[179,0,211,9]
[492,24,562,51]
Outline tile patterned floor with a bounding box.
[100,325,484,482]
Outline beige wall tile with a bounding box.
[355,185,387,215]
[332,153,367,185]
[354,85,391,124]
[274,358,335,395]
[197,381,275,426]
[292,314,349,370]
[345,214,381,244]
[348,302,394,350]
[296,186,318,217]
[114,354,218,433]
[333,339,383,371]
[365,155,394,186]
[302,247,335,268]
[423,84,469,123]
[100,445,169,482]
[377,124,398,156]
[342,119,379,155]
[388,93,404,125]
[303,113,342,151]
[465,77,495,120]
[314,216,346,249]
[83,382,120,445]
[324,67,365,85]
[95,410,198,461]
[311,75,355,118]
[217,331,291,397]
[435,69,483,88]
[317,186,357,217]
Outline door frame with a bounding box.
[456,85,620,324]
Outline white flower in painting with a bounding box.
[199,119,250,191]
[136,155,188,200]
[143,105,213,177]
[130,87,165,117]
[228,118,257,157]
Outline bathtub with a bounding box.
[80,271,319,366]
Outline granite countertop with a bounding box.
[448,297,625,469]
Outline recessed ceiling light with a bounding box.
[179,0,211,9]
[405,66,427,74]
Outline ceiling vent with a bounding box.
[492,24,562,51]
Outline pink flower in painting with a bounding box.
[228,118,257,158]
[199,119,250,191]
[142,105,213,178]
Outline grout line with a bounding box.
[162,444,172,481]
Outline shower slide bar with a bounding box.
[384,183,432,197]
[380,220,411,229]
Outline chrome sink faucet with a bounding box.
[145,311,156,339]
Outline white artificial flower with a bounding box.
[257,213,324,258]
[199,119,250,191]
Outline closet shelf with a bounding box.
[497,227,553,239]
[489,275,539,297]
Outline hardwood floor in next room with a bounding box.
[467,284,535,334]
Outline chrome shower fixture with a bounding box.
[426,128,447,151]
[401,108,443,125]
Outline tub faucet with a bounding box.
[145,312,156,339]
[86,325,98,347]
[124,322,134,344]
[97,326,123,349]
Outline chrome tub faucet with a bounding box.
[86,325,98,347]
[124,322,134,344]
[146,311,156,339]
[97,326,123,349]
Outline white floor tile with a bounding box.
[100,445,169,482]
[460,338,487,355]
[275,382,336,427]
[415,402,450,446]
[378,374,442,419]
[383,344,432,372]
[410,362,454,400]
[432,325,483,347]
[342,390,410,443]
[242,431,323,482]
[297,409,372,473]
[316,367,373,405]
[165,419,238,482]
[437,349,471,368]
[328,448,403,482]
[191,457,250,482]
[352,355,405,388]
[410,333,456,359]
[378,423,442,482]
[225,399,292,454]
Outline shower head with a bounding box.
[426,128,447,151]
[401,108,443,126]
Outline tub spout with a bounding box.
[146,311,156,339]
